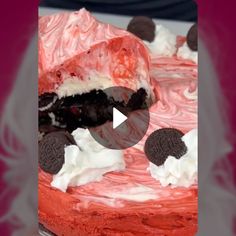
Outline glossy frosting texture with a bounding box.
[39,9,153,97]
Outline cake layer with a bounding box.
[39,9,153,98]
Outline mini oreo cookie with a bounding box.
[127,16,156,42]
[144,128,187,166]
[187,23,198,51]
[39,131,76,174]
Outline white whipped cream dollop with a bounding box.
[144,24,177,57]
[51,128,125,192]
[177,42,198,64]
[148,129,197,187]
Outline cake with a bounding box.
[38,9,198,236]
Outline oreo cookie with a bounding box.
[39,131,76,174]
[144,128,187,166]
[187,23,198,51]
[127,16,156,42]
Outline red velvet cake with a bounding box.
[38,9,198,236]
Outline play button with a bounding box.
[113,108,127,129]
[89,86,150,150]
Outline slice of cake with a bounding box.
[39,10,198,236]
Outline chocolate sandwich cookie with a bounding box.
[127,16,156,42]
[144,128,187,166]
[187,23,198,51]
[39,131,76,174]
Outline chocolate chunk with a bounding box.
[39,131,76,174]
[127,88,147,110]
[187,23,198,51]
[127,16,156,42]
[39,111,52,127]
[144,128,187,166]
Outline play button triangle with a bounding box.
[89,86,150,150]
[113,108,127,129]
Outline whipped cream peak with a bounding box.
[148,129,197,187]
[144,24,177,57]
[51,128,125,192]
[177,42,198,64]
